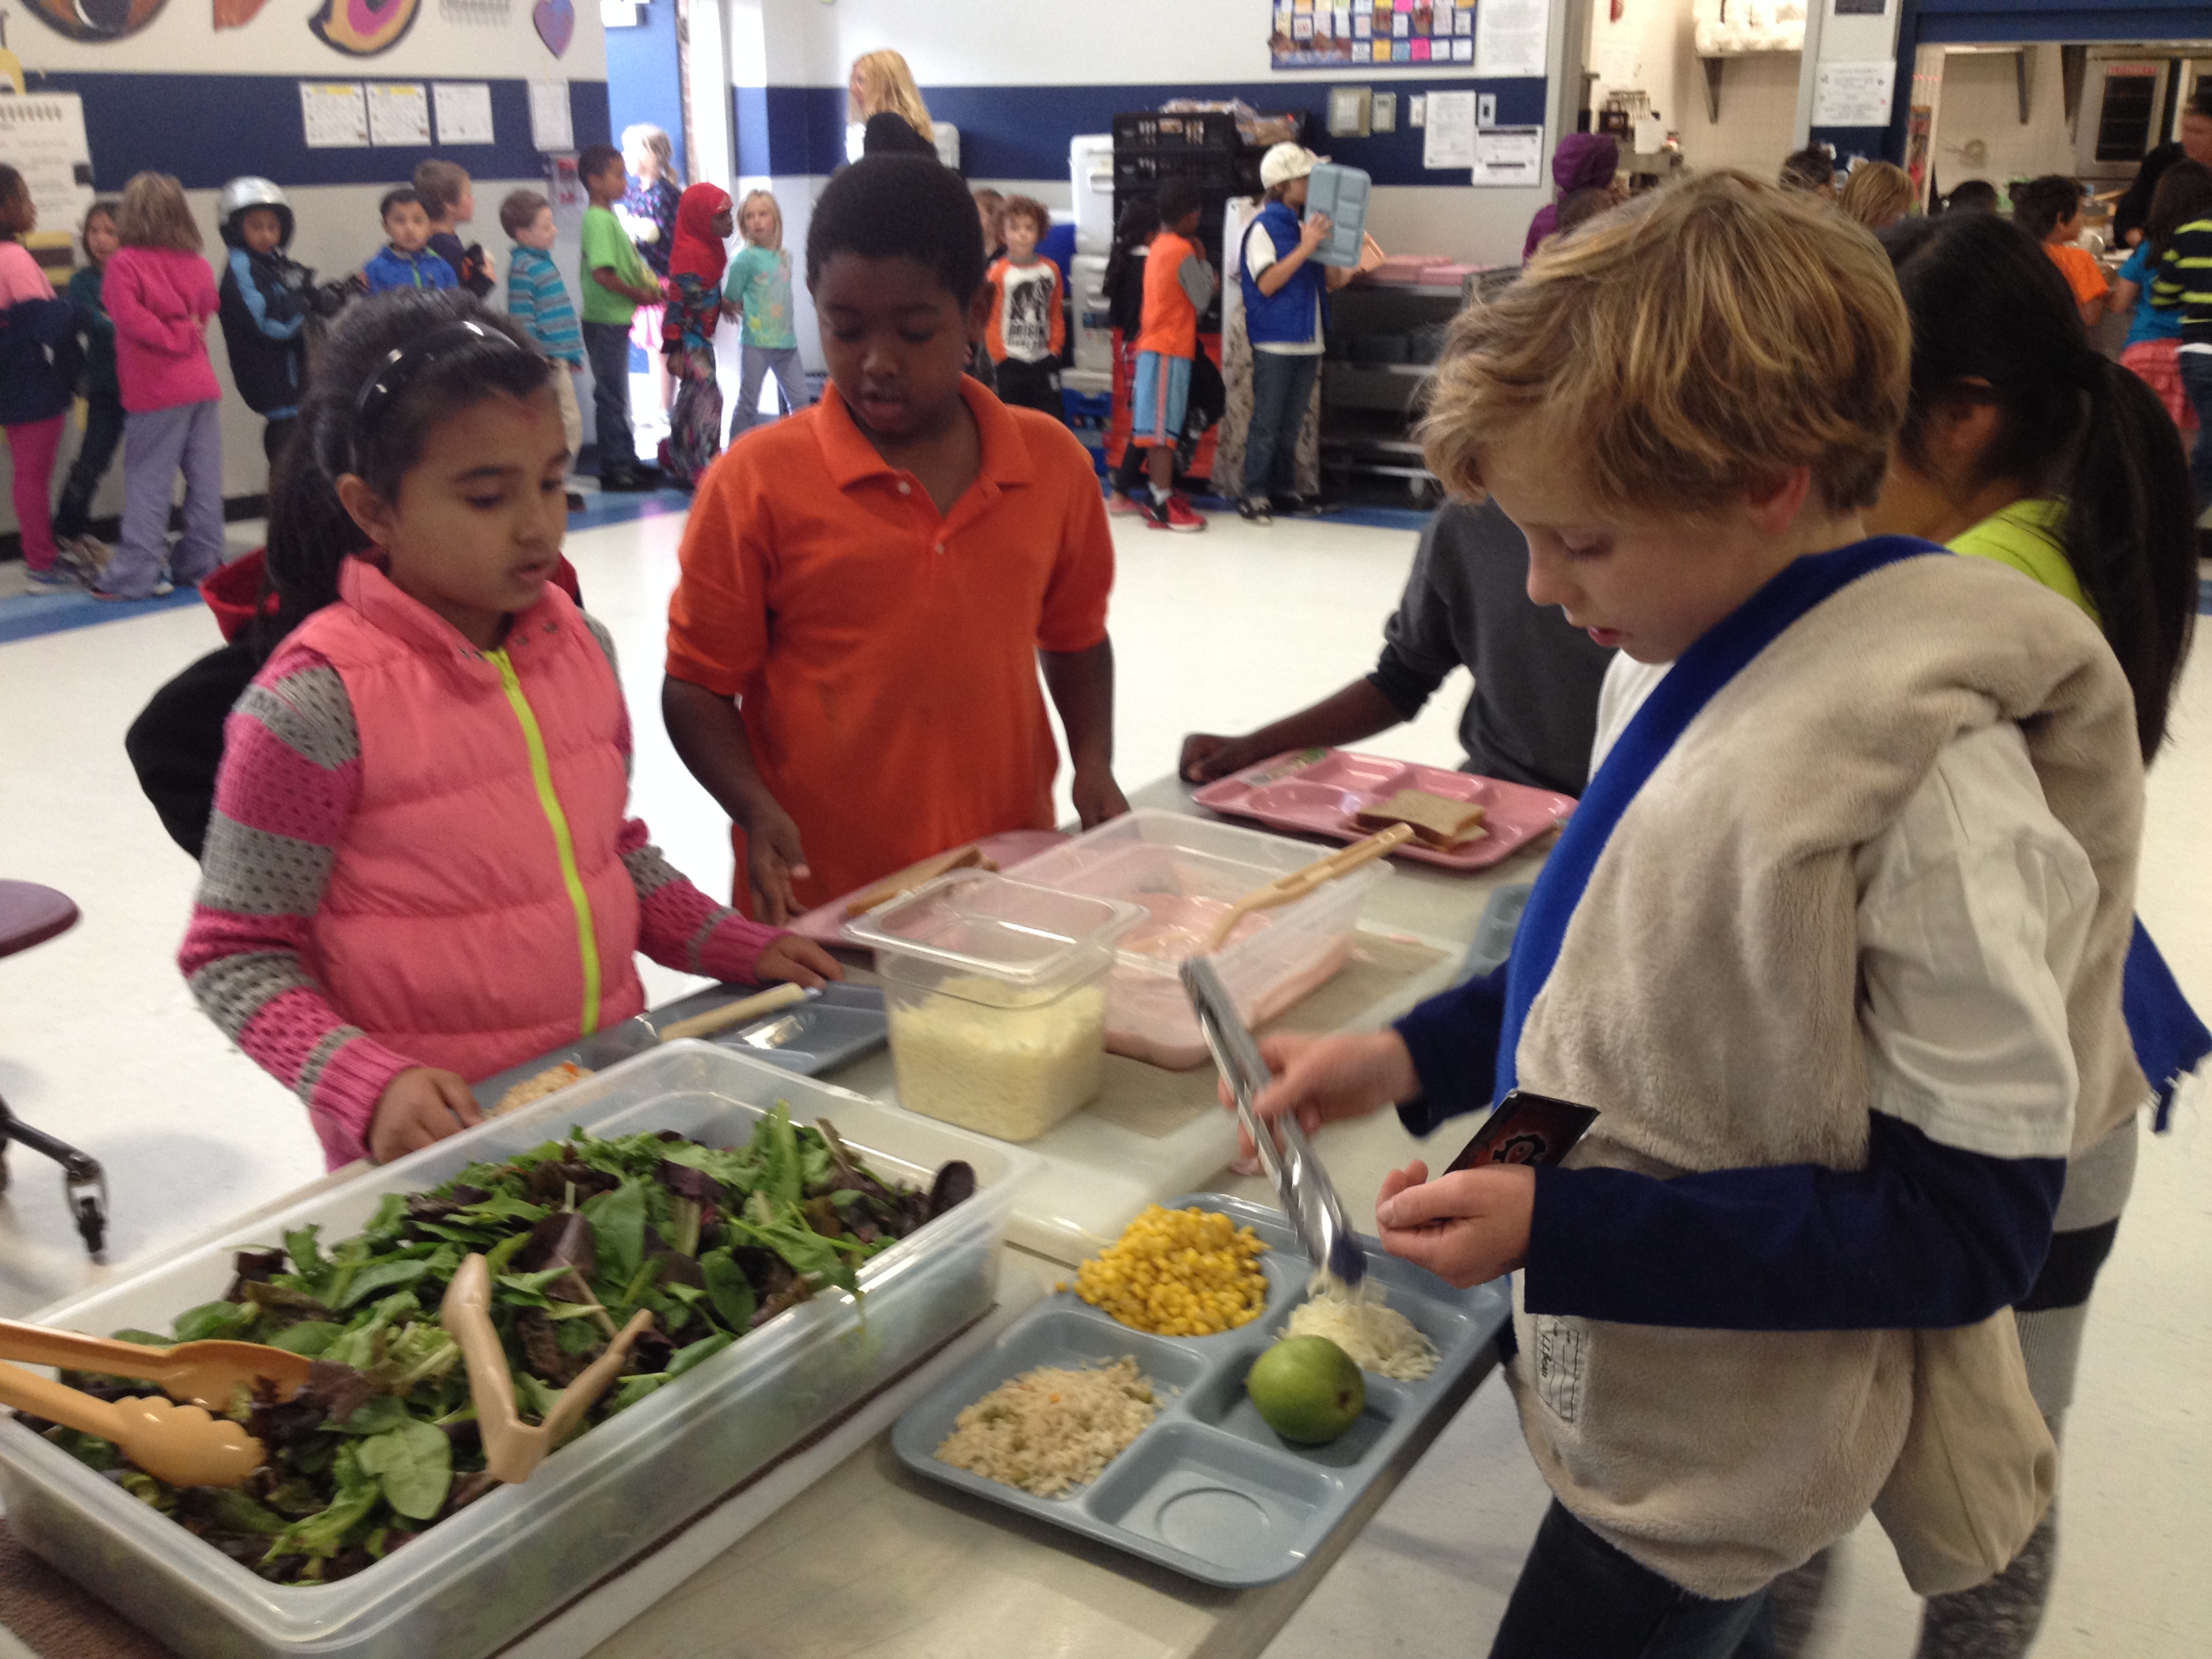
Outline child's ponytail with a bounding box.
[1884,212,2197,761]
[265,289,552,635]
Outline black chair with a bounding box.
[0,881,108,1256]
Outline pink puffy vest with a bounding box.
[298,559,645,1083]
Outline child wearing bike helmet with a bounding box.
[217,176,314,467]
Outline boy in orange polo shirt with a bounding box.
[663,155,1128,922]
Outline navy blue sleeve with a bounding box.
[1392,962,1509,1136]
[1524,1111,2065,1330]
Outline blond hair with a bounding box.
[1419,170,1908,518]
[412,158,471,220]
[621,123,682,187]
[115,172,201,253]
[849,49,935,144]
[737,188,783,251]
[1838,161,1914,230]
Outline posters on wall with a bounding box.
[1474,0,1547,78]
[365,81,433,144]
[1470,125,1541,184]
[1422,88,1477,167]
[300,81,372,147]
[433,80,497,144]
[1271,0,1476,70]
[529,79,574,152]
[1811,59,1896,126]
[0,94,95,264]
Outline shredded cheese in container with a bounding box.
[1286,1276,1440,1380]
[886,977,1109,1142]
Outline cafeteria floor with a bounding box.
[1,495,2207,1659]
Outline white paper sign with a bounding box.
[1812,60,1898,127]
[1422,90,1477,170]
[1472,127,1544,187]
[366,83,432,148]
[529,80,574,153]
[300,81,369,150]
[433,82,495,146]
[0,95,94,242]
[1477,0,1549,79]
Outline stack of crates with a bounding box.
[1061,381,1115,477]
[1111,112,1254,331]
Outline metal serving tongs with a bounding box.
[1180,957,1368,1289]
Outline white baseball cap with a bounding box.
[1260,143,1322,189]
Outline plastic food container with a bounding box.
[0,1045,1037,1659]
[848,872,1143,1143]
[1006,812,1390,1070]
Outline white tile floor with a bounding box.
[0,508,2205,1658]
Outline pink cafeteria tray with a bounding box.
[787,830,1072,946]
[1190,749,1573,871]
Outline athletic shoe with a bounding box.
[1106,491,1147,516]
[1237,497,1273,525]
[20,564,80,589]
[598,469,661,493]
[1145,494,1207,533]
[1273,494,1328,518]
[56,535,108,581]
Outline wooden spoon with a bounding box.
[1199,823,1415,952]
[0,1359,264,1488]
[0,1320,314,1410]
[653,982,808,1045]
[440,1254,654,1484]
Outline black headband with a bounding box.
[351,319,531,467]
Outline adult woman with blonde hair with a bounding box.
[1839,159,1915,230]
[848,49,937,157]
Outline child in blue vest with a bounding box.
[1236,144,1371,524]
[1244,171,2158,1656]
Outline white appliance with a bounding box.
[1070,133,1115,255]
[1070,251,1113,375]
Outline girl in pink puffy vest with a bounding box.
[179,291,838,1168]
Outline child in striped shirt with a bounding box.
[501,188,586,468]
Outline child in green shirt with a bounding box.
[578,142,663,489]
[724,189,811,434]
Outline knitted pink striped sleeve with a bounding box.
[178,639,417,1169]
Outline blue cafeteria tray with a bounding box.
[891,1192,1511,1586]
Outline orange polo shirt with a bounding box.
[2045,242,2109,309]
[1136,230,1201,359]
[666,377,1115,913]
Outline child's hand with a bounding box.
[1372,1160,1535,1289]
[1299,212,1334,253]
[368,1067,483,1164]
[741,797,812,926]
[752,935,842,989]
[1179,732,1261,783]
[720,301,741,323]
[1225,1029,1419,1151]
[1070,764,1128,829]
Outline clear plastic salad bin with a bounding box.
[848,872,1143,1143]
[1006,811,1391,1069]
[0,1044,1037,1659]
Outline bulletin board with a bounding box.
[1271,0,1477,70]
[0,94,96,274]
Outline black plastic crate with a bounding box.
[1112,111,1242,154]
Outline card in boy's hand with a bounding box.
[1443,1090,1599,1173]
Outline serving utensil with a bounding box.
[1198,824,1414,952]
[440,1253,654,1484]
[0,1359,264,1488]
[649,981,808,1044]
[0,1321,313,1410]
[1179,957,1368,1288]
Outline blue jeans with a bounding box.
[1488,1501,1771,1659]
[582,320,637,478]
[1242,348,1322,503]
[2179,349,2212,508]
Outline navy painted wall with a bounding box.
[18,73,611,192]
[605,0,687,181]
[735,77,1549,184]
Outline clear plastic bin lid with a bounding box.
[847,870,1142,987]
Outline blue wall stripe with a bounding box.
[17,73,611,193]
[736,78,1549,185]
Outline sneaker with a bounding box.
[598,470,658,494]
[152,577,175,597]
[55,535,108,581]
[1273,494,1328,518]
[20,563,80,589]
[1237,497,1273,525]
[1145,494,1207,533]
[1106,491,1147,517]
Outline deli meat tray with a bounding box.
[0,1045,1037,1659]
[891,1193,1509,1587]
[1191,749,1574,872]
[788,830,1071,947]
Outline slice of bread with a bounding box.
[1352,789,1488,849]
[842,843,998,918]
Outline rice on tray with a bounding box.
[934,1357,1160,1496]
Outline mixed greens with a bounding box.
[20,1109,974,1586]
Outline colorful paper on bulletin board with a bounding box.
[215,0,272,28]
[1271,0,1362,64]
[19,0,167,42]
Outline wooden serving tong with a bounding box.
[440,1253,654,1483]
[1200,823,1414,951]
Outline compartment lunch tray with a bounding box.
[891,1193,1510,1586]
[1191,748,1574,872]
